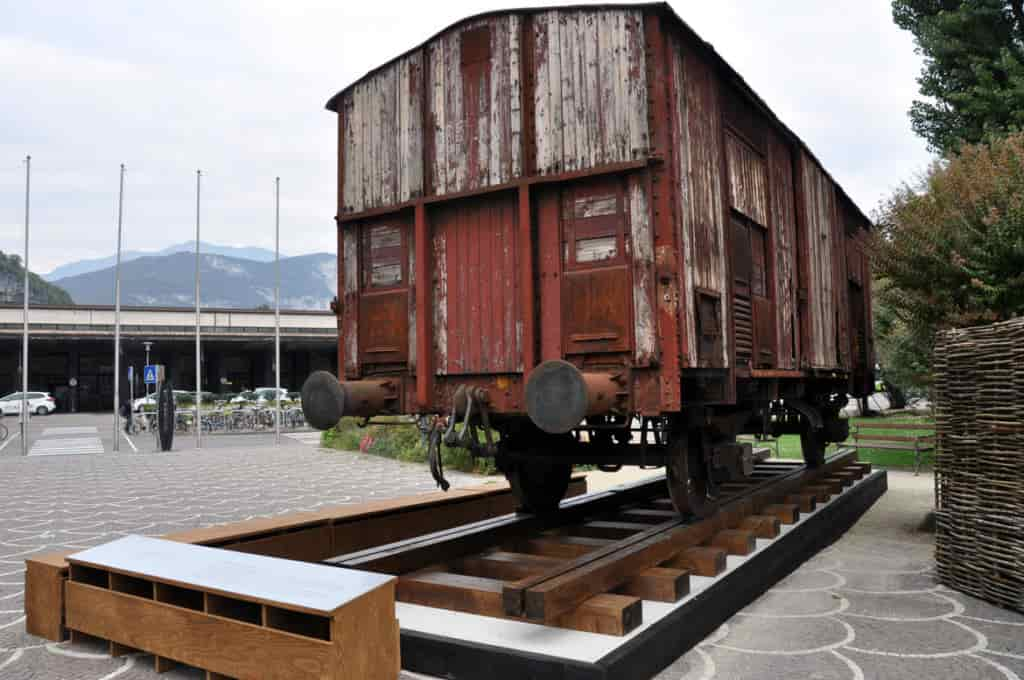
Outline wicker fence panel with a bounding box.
[934,317,1024,611]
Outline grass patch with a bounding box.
[321,417,498,475]
[770,413,935,470]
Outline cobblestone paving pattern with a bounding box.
[0,442,476,679]
[2,444,1022,679]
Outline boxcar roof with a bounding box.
[325,2,871,226]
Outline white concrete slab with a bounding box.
[397,473,868,663]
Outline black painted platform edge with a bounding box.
[399,470,888,680]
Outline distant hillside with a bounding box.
[53,251,336,310]
[43,241,279,281]
[0,251,74,305]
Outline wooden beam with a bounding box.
[614,567,690,602]
[507,535,614,559]
[154,656,177,673]
[519,520,719,622]
[786,493,817,513]
[519,184,536,374]
[763,504,800,524]
[553,594,642,636]
[565,520,655,540]
[739,515,781,539]
[397,571,640,635]
[710,530,755,556]
[664,547,726,577]
[414,202,431,408]
[455,551,565,582]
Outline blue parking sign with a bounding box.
[144,365,158,385]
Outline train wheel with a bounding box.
[666,432,715,517]
[800,426,826,468]
[506,460,572,514]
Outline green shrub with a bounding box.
[321,417,498,475]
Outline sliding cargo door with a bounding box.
[560,178,633,358]
[724,130,775,370]
[357,217,411,371]
[432,192,522,375]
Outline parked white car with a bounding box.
[132,390,191,412]
[0,391,57,416]
[231,388,289,406]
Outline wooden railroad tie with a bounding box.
[663,546,727,577]
[338,450,863,637]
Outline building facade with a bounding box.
[0,305,337,412]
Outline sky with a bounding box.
[0,0,933,275]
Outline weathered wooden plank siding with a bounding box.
[433,193,521,375]
[342,229,360,377]
[628,175,656,365]
[340,53,424,214]
[532,9,649,176]
[799,153,838,369]
[767,132,798,369]
[668,37,696,368]
[676,46,729,368]
[428,16,522,196]
[724,132,769,227]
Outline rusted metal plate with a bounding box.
[432,192,522,375]
[532,9,649,176]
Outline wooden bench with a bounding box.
[848,422,935,475]
[64,535,399,679]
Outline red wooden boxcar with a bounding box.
[302,2,875,515]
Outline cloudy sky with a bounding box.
[1,0,932,275]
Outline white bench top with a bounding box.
[68,534,394,616]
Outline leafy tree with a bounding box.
[872,132,1024,388]
[893,0,1024,153]
[0,251,74,305]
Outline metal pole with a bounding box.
[194,170,202,449]
[274,177,281,445]
[21,155,30,456]
[113,164,125,452]
[144,341,152,399]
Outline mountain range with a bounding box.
[52,251,336,310]
[43,241,280,281]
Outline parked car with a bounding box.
[231,388,289,406]
[253,387,289,404]
[132,390,192,412]
[0,391,57,416]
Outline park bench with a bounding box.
[848,422,935,475]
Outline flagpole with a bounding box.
[195,169,202,449]
[21,156,30,456]
[113,164,125,452]
[274,177,281,446]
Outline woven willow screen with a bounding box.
[933,317,1024,612]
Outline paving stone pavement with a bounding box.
[1,441,1022,679]
[0,440,477,679]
